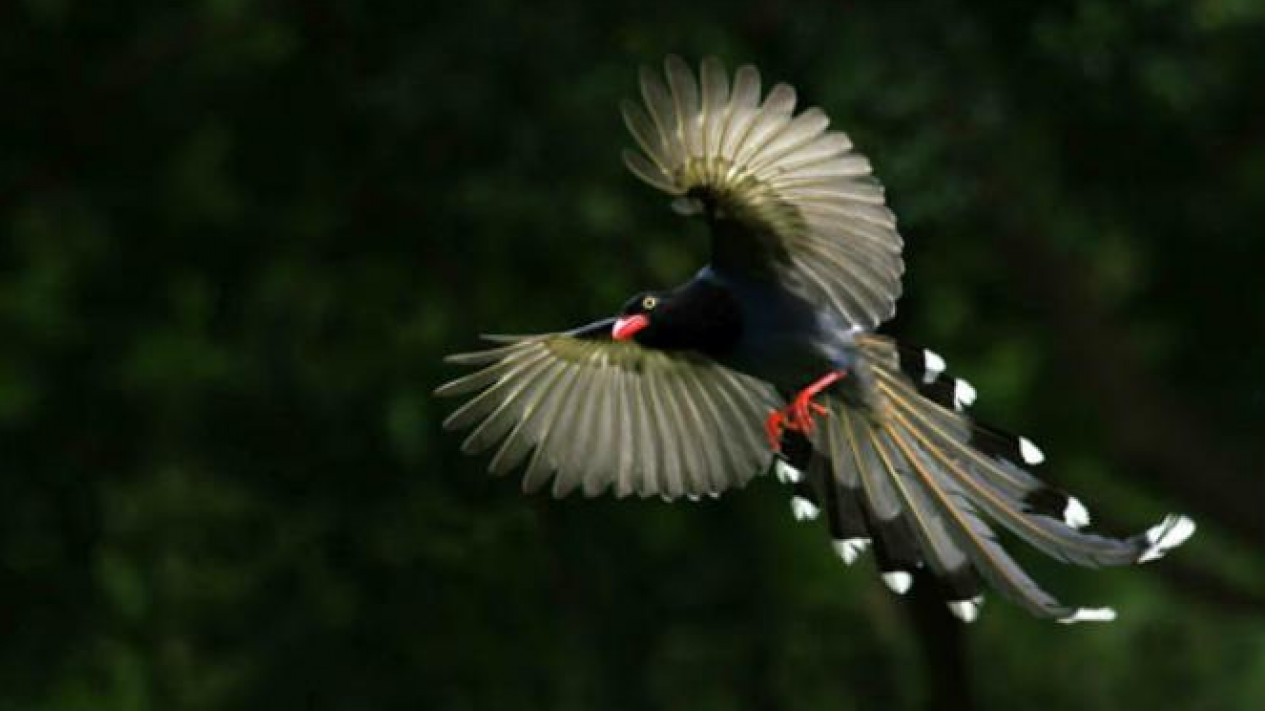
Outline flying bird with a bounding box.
[436,56,1195,623]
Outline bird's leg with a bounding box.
[765,370,847,451]
[765,410,790,451]
[787,370,844,432]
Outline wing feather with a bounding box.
[438,329,781,499]
[624,56,905,330]
[699,57,729,159]
[583,368,618,496]
[524,360,584,493]
[460,352,557,454]
[554,360,601,497]
[488,354,573,475]
[674,371,728,493]
[655,366,704,496]
[641,371,683,497]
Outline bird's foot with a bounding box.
[765,370,846,452]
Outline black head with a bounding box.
[610,283,740,356]
[611,290,667,341]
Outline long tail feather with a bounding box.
[789,334,1195,622]
[877,373,1183,568]
[882,413,1083,619]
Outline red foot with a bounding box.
[765,370,846,452]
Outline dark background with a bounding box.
[3,0,1265,709]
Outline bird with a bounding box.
[435,56,1196,623]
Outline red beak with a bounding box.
[612,314,649,341]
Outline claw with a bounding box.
[788,393,830,433]
[763,370,847,451]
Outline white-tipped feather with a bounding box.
[1138,515,1197,563]
[791,496,819,521]
[831,537,870,565]
[882,571,913,595]
[1058,607,1117,624]
[774,458,803,484]
[1018,437,1045,465]
[1064,497,1091,529]
[922,349,946,384]
[953,379,977,410]
[947,596,984,623]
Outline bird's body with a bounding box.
[671,266,850,392]
[437,56,1195,623]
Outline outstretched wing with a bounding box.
[435,320,782,499]
[623,56,904,331]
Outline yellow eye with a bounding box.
[642,296,658,310]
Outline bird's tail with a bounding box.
[773,334,1195,623]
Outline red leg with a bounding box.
[788,370,843,432]
[765,409,788,451]
[764,370,847,452]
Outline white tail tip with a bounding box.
[923,350,946,383]
[774,458,803,484]
[1139,515,1197,563]
[882,571,913,595]
[1064,496,1091,529]
[947,596,984,623]
[954,380,977,409]
[790,496,819,521]
[1019,436,1045,465]
[1058,607,1118,624]
[831,538,870,565]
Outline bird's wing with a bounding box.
[623,56,904,330]
[435,319,782,499]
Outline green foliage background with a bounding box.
[3,0,1264,709]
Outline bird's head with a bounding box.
[610,282,740,355]
[611,291,666,342]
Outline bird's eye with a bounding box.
[642,296,658,310]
